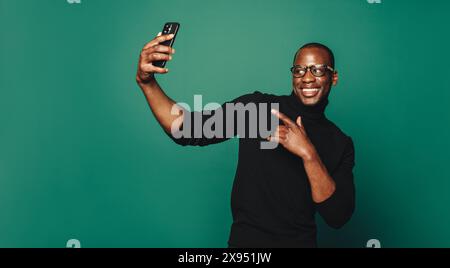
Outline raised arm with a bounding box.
[135,33,183,134]
[135,33,265,147]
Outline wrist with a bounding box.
[137,74,158,91]
[298,145,318,162]
[136,72,156,86]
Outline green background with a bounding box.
[1,0,449,248]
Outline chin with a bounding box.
[297,94,322,106]
[301,98,320,106]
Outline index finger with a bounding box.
[143,33,174,50]
[271,109,295,127]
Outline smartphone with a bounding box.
[153,22,180,68]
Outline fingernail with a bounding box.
[169,56,172,60]
[271,109,277,114]
[172,49,176,54]
[166,68,169,72]
[169,34,174,38]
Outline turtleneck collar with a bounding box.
[286,90,328,120]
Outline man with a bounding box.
[136,33,355,248]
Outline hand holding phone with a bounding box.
[153,22,180,68]
[136,22,180,83]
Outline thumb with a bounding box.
[296,116,302,127]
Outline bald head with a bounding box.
[293,43,335,68]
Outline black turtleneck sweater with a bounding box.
[168,91,355,248]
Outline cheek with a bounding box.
[318,77,331,88]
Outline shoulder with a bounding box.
[232,90,282,104]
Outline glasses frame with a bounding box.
[290,64,335,78]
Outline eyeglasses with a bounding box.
[290,64,335,78]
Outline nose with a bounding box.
[302,69,316,83]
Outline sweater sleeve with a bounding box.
[166,91,263,147]
[315,136,356,229]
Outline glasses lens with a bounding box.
[311,66,327,77]
[292,67,306,77]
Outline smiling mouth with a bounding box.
[300,87,321,97]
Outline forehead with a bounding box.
[294,47,331,66]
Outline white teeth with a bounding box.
[302,88,319,92]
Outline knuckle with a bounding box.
[139,62,145,69]
[140,64,148,72]
[140,50,148,58]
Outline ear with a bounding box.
[332,71,338,86]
